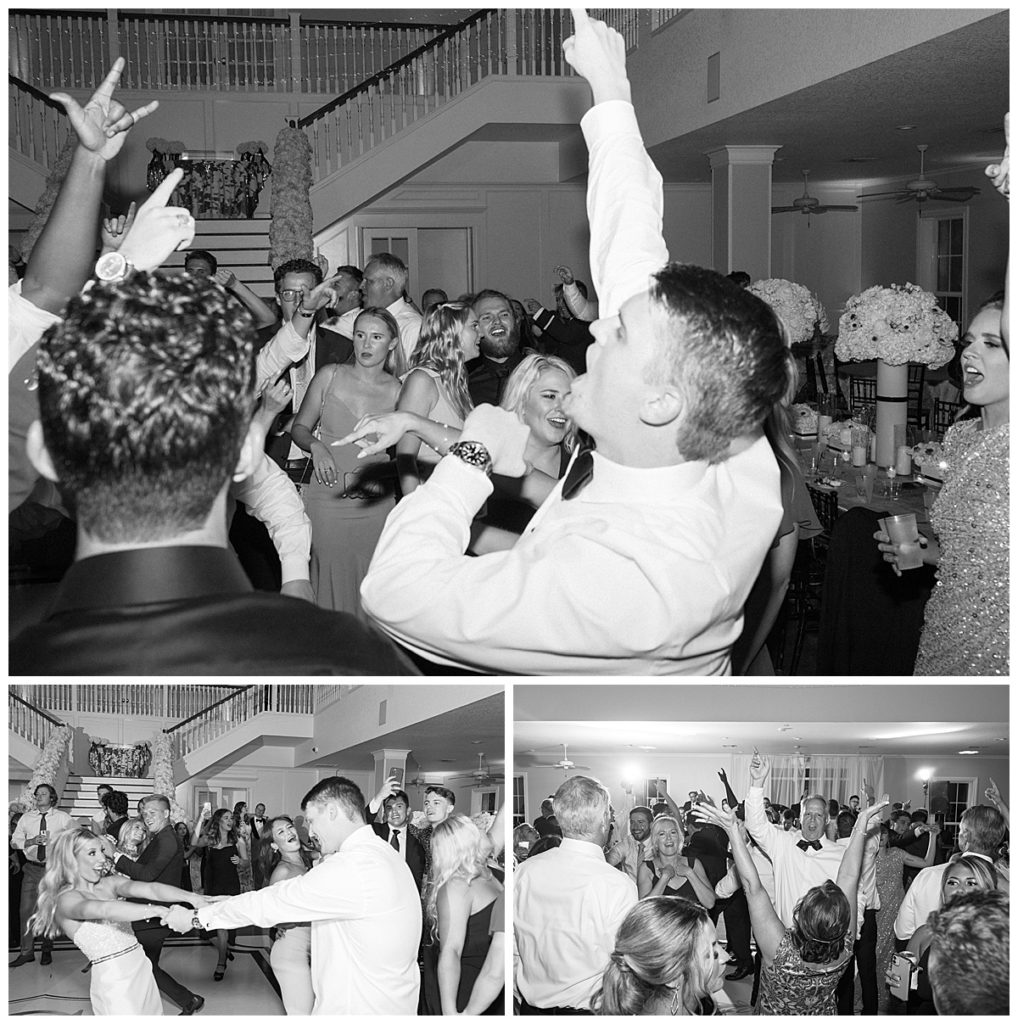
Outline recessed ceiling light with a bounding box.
[778,725,791,732]
[721,744,737,749]
[793,737,802,741]
[471,739,482,744]
[957,749,979,755]
[896,124,916,131]
[842,156,877,163]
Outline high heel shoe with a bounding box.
[227,952,235,962]
[214,962,227,982]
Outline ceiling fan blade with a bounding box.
[895,195,916,204]
[816,204,859,212]
[531,762,566,769]
[931,188,980,200]
[771,205,801,213]
[857,190,906,199]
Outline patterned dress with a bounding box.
[873,846,908,1014]
[913,420,1009,675]
[757,929,852,1016]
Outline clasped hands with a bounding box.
[163,895,227,934]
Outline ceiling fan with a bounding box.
[449,753,505,786]
[857,144,981,204]
[772,170,859,217]
[531,743,592,772]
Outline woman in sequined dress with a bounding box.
[878,294,1008,675]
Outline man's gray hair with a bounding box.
[367,252,408,294]
[553,775,611,839]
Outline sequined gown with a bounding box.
[913,421,1009,675]
[873,846,908,1014]
[70,917,163,1015]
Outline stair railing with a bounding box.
[8,691,63,750]
[9,73,69,172]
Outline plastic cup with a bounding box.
[881,513,924,571]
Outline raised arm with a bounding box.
[215,269,277,329]
[744,753,777,856]
[986,777,1009,828]
[717,767,740,810]
[835,796,890,942]
[900,823,941,869]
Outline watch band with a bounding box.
[191,912,202,930]
[295,307,316,318]
[447,440,493,477]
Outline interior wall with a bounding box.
[882,755,1008,811]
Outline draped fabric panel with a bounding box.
[729,755,885,810]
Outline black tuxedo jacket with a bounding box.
[114,825,183,932]
[372,822,425,892]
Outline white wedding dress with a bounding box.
[71,919,163,1015]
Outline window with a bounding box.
[640,777,670,807]
[928,778,975,852]
[918,209,967,330]
[512,773,527,828]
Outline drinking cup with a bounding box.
[880,513,924,571]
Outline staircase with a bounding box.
[162,217,275,300]
[60,775,154,824]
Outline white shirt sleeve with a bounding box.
[229,452,311,584]
[894,872,922,940]
[745,786,777,857]
[255,320,310,395]
[715,862,739,899]
[11,812,30,853]
[580,100,669,319]
[563,281,598,322]
[9,281,63,372]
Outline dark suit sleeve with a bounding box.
[115,828,177,883]
[531,309,593,350]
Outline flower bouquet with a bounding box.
[791,403,819,438]
[150,731,189,825]
[747,278,829,347]
[20,724,72,807]
[910,440,949,483]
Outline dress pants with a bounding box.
[19,862,53,957]
[135,922,197,1010]
[720,889,753,968]
[836,907,878,1015]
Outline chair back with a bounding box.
[907,364,926,428]
[805,483,839,537]
[848,376,876,418]
[931,397,961,438]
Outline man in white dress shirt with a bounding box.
[744,755,866,934]
[605,805,653,882]
[359,253,422,364]
[893,804,1005,941]
[514,775,637,1012]
[11,784,74,966]
[359,9,786,675]
[166,777,421,1015]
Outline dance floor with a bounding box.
[8,929,281,1016]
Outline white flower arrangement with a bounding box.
[747,278,829,347]
[791,403,819,435]
[150,732,189,825]
[20,724,73,807]
[268,125,315,271]
[236,140,269,156]
[836,283,957,367]
[910,440,949,482]
[823,418,869,447]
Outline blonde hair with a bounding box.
[407,303,475,421]
[499,353,577,451]
[117,816,150,859]
[29,828,101,939]
[650,814,685,857]
[355,306,406,378]
[423,814,492,944]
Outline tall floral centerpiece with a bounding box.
[150,731,189,825]
[269,124,314,272]
[747,278,829,348]
[20,724,73,807]
[836,284,956,466]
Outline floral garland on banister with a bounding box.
[20,724,73,808]
[836,283,957,367]
[269,125,315,272]
[151,731,189,825]
[747,278,829,347]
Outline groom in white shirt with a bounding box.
[166,778,421,1015]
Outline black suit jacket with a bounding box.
[372,822,425,892]
[114,824,184,932]
[531,309,594,374]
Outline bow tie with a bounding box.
[796,839,823,853]
[562,444,595,500]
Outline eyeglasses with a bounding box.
[278,288,304,302]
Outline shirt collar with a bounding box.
[48,546,253,615]
[560,837,607,860]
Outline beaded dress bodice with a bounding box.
[914,420,1009,675]
[72,918,137,961]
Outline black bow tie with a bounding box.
[562,445,595,500]
[797,839,823,852]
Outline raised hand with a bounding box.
[522,298,542,316]
[748,750,769,784]
[302,275,340,314]
[986,777,1003,807]
[553,265,575,285]
[862,778,875,802]
[100,201,137,253]
[985,113,1009,199]
[853,795,890,835]
[117,168,195,271]
[50,58,159,162]
[332,411,416,457]
[692,801,737,834]
[372,774,401,809]
[561,8,631,105]
[214,268,237,290]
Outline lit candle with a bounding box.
[895,445,912,476]
[852,444,867,467]
[839,427,852,446]
[818,414,832,434]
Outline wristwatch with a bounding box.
[94,251,135,283]
[447,440,493,477]
[294,306,316,318]
[191,912,202,930]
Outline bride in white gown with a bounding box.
[29,827,210,1016]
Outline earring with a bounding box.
[670,988,681,1015]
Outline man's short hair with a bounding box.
[892,810,912,827]
[365,252,408,293]
[34,783,58,802]
[473,288,517,321]
[102,790,128,816]
[185,249,218,274]
[424,785,456,805]
[140,794,170,812]
[273,258,323,290]
[301,776,366,823]
[910,808,929,824]
[553,775,611,839]
[383,789,410,811]
[97,784,112,794]
[629,805,652,821]
[37,273,256,542]
[646,264,787,463]
[334,264,363,287]
[960,805,1007,855]
[927,889,1009,1015]
[835,810,856,838]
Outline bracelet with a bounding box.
[295,307,316,318]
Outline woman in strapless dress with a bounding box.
[28,828,207,1016]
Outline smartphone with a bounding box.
[888,953,916,1001]
[389,767,404,784]
[202,801,212,815]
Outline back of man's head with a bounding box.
[927,889,1008,1015]
[647,264,787,464]
[301,776,366,823]
[959,805,1007,855]
[553,775,610,841]
[102,790,128,817]
[36,273,255,542]
[910,808,929,824]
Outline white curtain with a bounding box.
[731,753,808,807]
[729,754,885,808]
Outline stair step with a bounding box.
[58,775,155,822]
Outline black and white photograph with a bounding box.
[8,8,1008,676]
[9,683,506,1015]
[512,683,1009,1015]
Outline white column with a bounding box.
[706,145,781,280]
[370,747,412,797]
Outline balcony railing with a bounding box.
[9,9,446,95]
[9,691,63,750]
[9,73,68,172]
[165,684,318,760]
[10,684,246,721]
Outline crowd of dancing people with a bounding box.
[513,757,1010,1015]
[10,776,506,1015]
[7,7,1009,675]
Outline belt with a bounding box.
[91,943,140,966]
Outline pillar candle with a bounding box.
[839,427,852,446]
[852,445,867,467]
[895,446,912,476]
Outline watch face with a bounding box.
[96,252,127,281]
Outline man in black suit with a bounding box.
[99,795,204,1015]
[372,789,425,892]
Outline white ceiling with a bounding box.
[514,685,1009,760]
